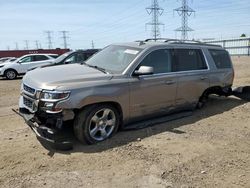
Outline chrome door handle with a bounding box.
[165,80,175,85]
[200,77,208,80]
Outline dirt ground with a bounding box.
[0,56,250,188]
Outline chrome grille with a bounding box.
[23,97,33,109]
[23,84,35,95]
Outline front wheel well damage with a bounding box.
[74,101,124,128]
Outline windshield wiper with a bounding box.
[83,63,108,74]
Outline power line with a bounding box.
[60,31,69,49]
[174,0,195,40]
[24,40,29,50]
[45,31,53,49]
[146,0,164,40]
[35,40,39,49]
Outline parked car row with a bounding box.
[0,57,16,64]
[0,49,99,80]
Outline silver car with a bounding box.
[17,39,234,146]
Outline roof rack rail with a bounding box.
[145,38,171,42]
[165,39,203,43]
[135,40,146,46]
[144,38,222,47]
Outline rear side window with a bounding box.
[138,49,173,74]
[173,49,207,72]
[34,55,49,61]
[209,49,232,69]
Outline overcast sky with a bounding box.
[0,0,249,50]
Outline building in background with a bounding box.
[0,48,70,58]
[203,37,250,56]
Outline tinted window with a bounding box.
[34,55,49,61]
[76,53,85,62]
[19,56,33,63]
[174,49,207,72]
[138,49,172,74]
[209,49,232,69]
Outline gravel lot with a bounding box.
[0,56,250,188]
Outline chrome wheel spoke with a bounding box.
[90,126,99,137]
[102,109,111,119]
[100,128,108,138]
[106,119,115,126]
[91,114,99,123]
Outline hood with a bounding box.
[0,61,16,66]
[23,64,113,90]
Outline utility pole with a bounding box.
[24,40,29,50]
[35,40,39,49]
[7,46,10,51]
[15,42,19,50]
[91,40,95,49]
[60,31,69,49]
[45,31,53,49]
[146,0,164,41]
[174,0,195,40]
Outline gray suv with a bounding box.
[17,39,234,146]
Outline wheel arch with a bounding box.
[74,101,124,129]
[4,68,18,75]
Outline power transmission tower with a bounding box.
[24,40,29,50]
[60,31,69,49]
[15,42,19,50]
[35,40,40,49]
[146,0,164,41]
[91,40,95,49]
[174,0,195,40]
[45,31,53,49]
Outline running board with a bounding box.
[123,111,193,130]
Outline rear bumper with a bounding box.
[13,108,73,150]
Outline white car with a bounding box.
[0,54,57,80]
[0,57,16,64]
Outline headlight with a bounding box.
[0,65,4,68]
[40,90,70,102]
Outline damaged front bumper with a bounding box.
[13,108,73,150]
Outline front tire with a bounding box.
[74,104,120,144]
[5,69,17,80]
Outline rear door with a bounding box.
[173,48,210,108]
[129,48,178,120]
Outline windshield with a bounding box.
[54,52,72,63]
[85,45,142,73]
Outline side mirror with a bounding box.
[134,66,154,76]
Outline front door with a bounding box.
[129,49,177,120]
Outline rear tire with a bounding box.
[4,69,17,80]
[74,104,120,144]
